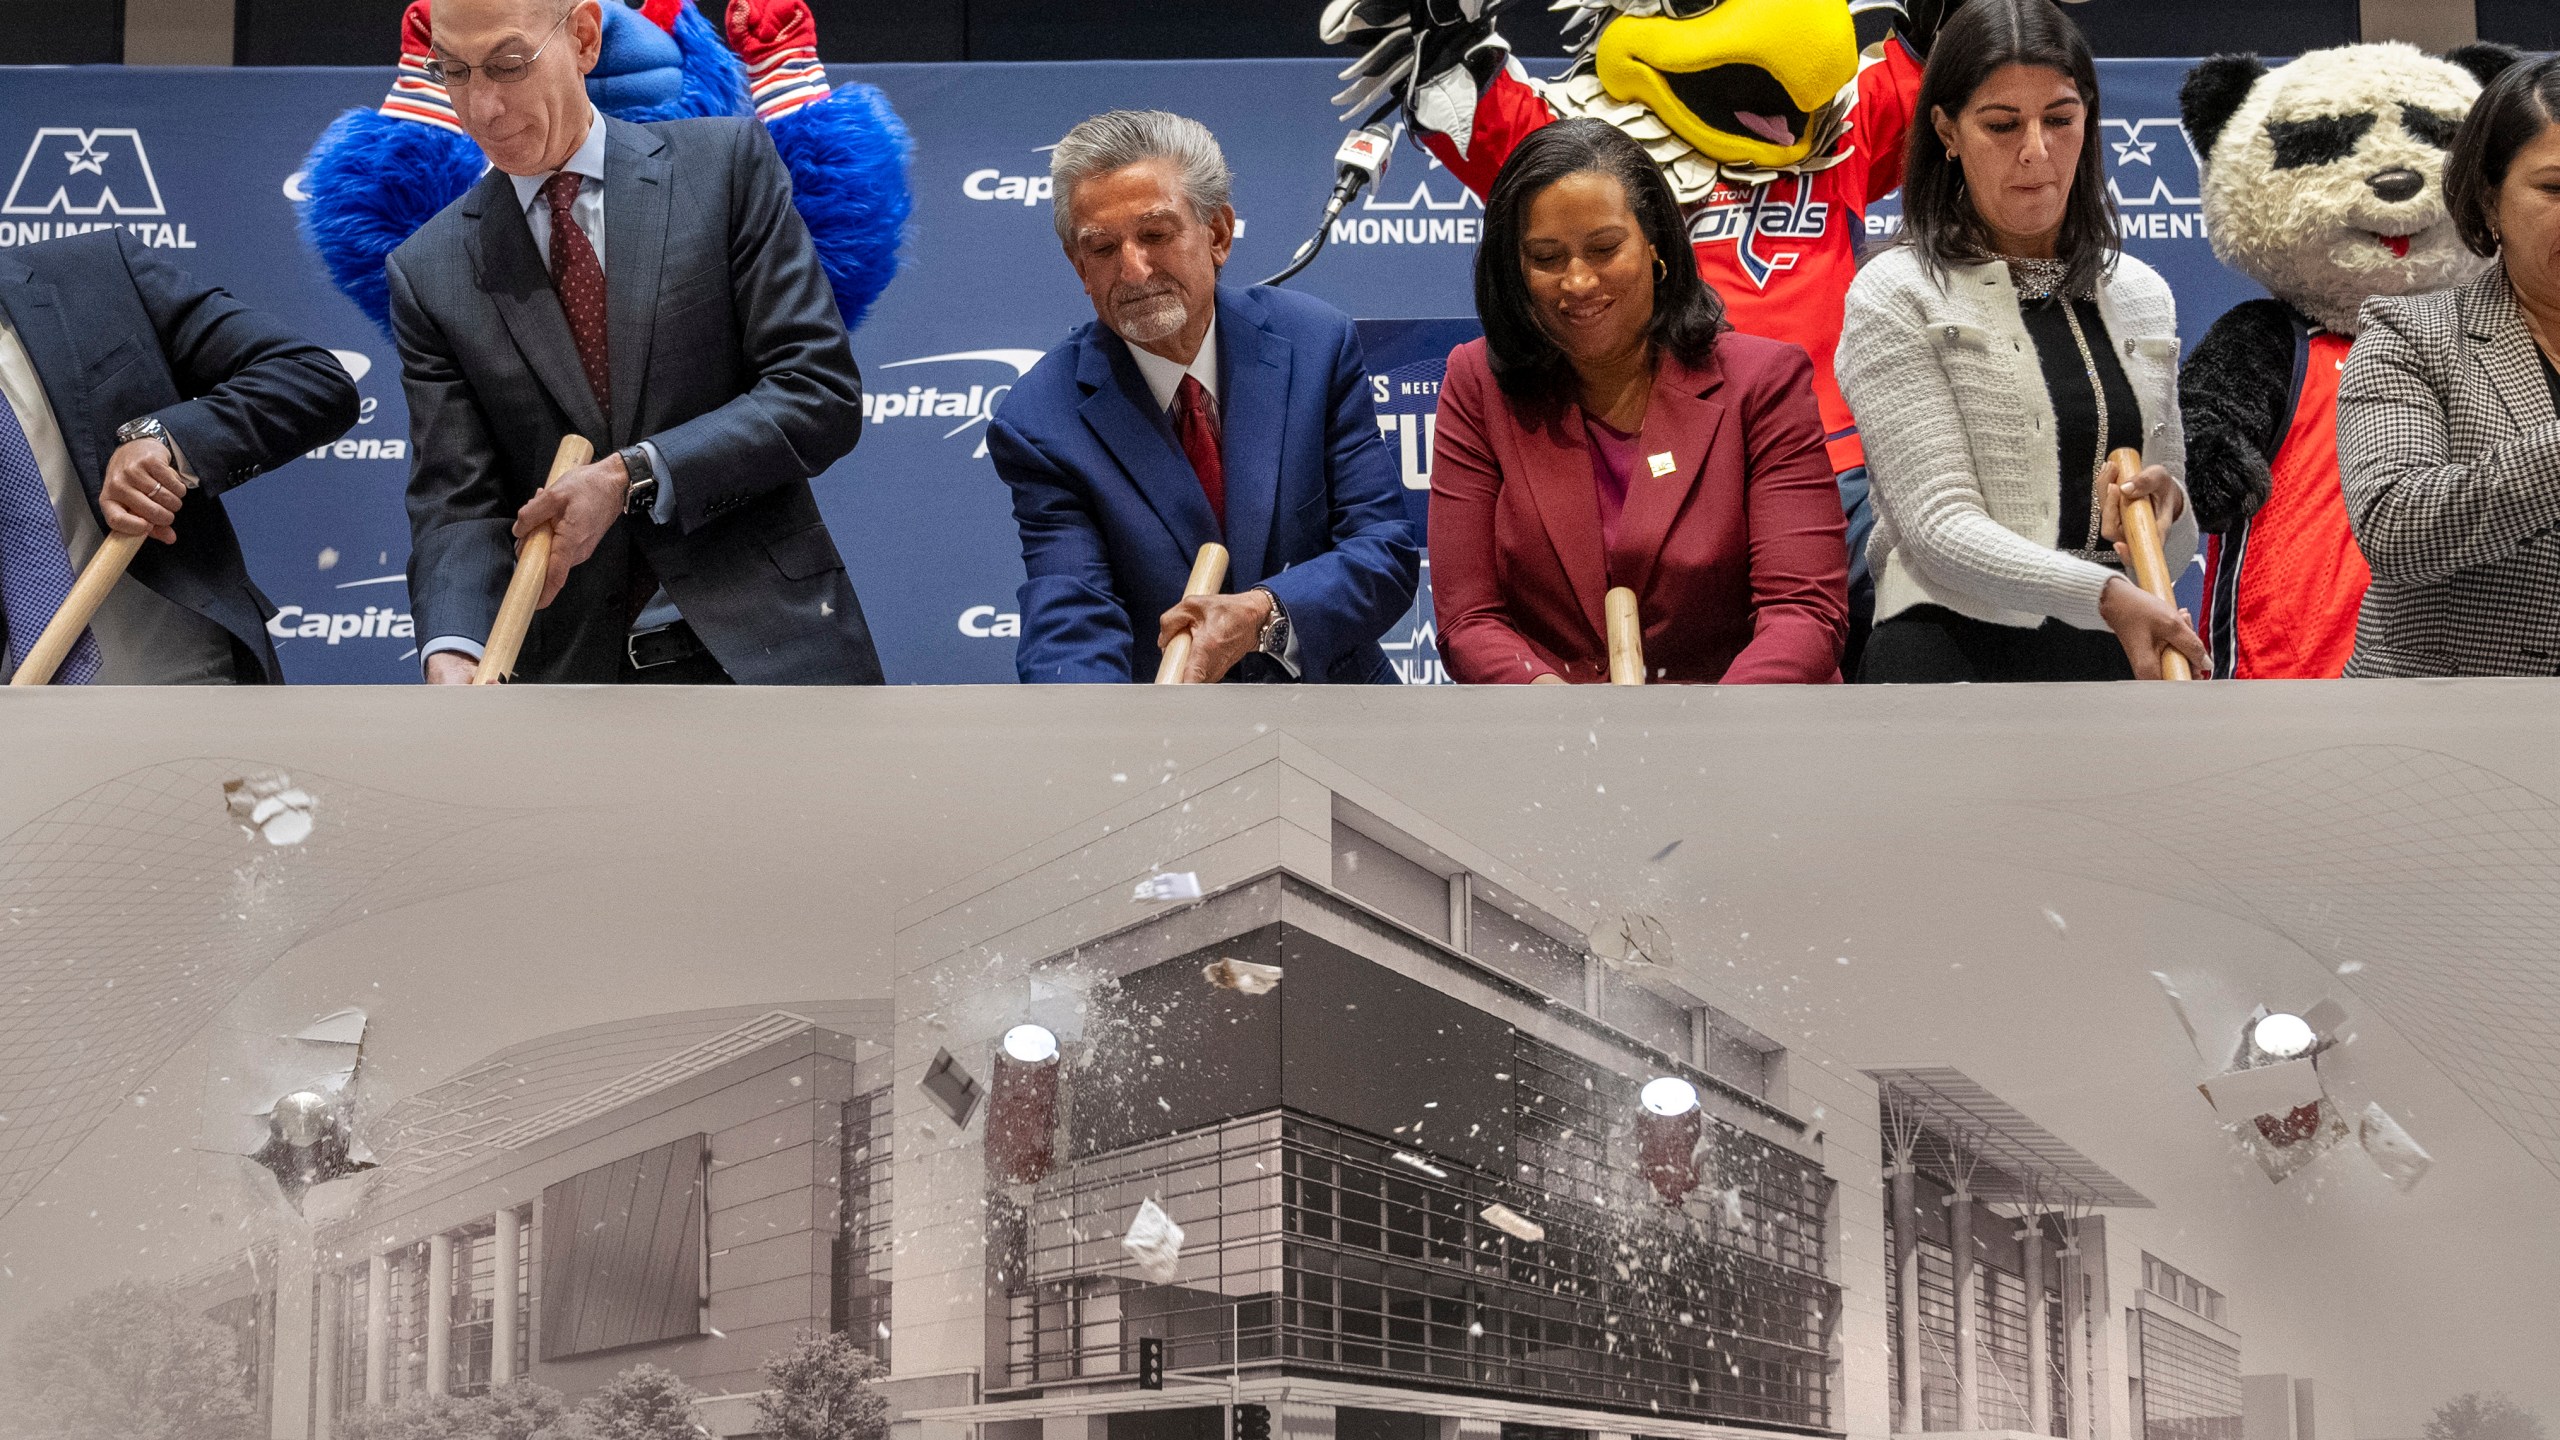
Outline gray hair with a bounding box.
[1049,110,1232,246]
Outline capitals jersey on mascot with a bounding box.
[297,0,911,336]
[1322,0,1994,656]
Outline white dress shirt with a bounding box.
[423,108,681,671]
[0,318,235,684]
[1126,314,1220,418]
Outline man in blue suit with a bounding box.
[988,110,1419,684]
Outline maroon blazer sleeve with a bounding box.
[1428,344,1563,683]
[1721,343,1849,684]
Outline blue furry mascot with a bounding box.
[298,0,909,335]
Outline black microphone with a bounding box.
[1262,122,1395,287]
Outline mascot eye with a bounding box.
[2401,105,2460,149]
[2267,113,2378,170]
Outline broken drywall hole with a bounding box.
[224,773,317,847]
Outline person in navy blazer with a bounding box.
[0,231,357,684]
[987,110,1419,684]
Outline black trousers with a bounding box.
[1859,604,2133,683]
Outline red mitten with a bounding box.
[723,0,831,120]
[379,0,464,133]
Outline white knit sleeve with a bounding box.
[1837,260,2118,629]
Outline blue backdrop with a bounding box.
[0,58,2250,683]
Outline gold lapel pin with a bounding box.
[1646,451,1677,478]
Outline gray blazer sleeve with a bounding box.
[646,120,865,535]
[2338,295,2560,585]
[391,250,515,649]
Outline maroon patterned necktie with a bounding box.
[1173,374,1224,531]
[542,172,610,414]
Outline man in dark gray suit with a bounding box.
[392,0,877,684]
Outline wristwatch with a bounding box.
[116,416,196,488]
[1253,588,1290,658]
[618,444,659,517]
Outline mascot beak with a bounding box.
[1595,0,1858,171]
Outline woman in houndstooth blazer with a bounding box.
[2337,56,2560,678]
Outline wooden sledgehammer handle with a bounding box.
[1153,543,1231,684]
[8,531,143,686]
[2109,447,2192,682]
[472,435,594,686]
[1605,586,1645,685]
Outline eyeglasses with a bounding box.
[425,8,570,88]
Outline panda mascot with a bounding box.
[2175,42,2517,679]
[297,0,911,336]
[1319,0,1998,667]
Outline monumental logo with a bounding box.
[860,348,1046,459]
[2104,117,2207,241]
[1379,559,1447,685]
[0,127,197,249]
[1328,130,1482,248]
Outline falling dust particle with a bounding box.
[1123,1198,1184,1282]
[1133,872,1203,903]
[1203,957,1282,995]
[1480,1203,1545,1243]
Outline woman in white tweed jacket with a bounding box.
[2336,57,2560,677]
[1836,0,2208,682]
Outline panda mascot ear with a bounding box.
[2444,42,2526,90]
[2179,53,2267,164]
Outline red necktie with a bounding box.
[543,172,610,415]
[544,172,657,629]
[1173,374,1224,532]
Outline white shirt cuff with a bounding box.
[641,440,675,525]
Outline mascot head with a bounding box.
[2182,41,2521,334]
[1559,0,1898,175]
[301,0,908,334]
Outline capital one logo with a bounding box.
[4,128,165,216]
[862,348,1045,459]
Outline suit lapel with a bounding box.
[1077,328,1221,560]
[1517,398,1610,647]
[0,260,104,493]
[604,120,670,448]
[1615,354,1727,596]
[464,166,608,441]
[2465,265,2559,432]
[1213,287,1291,585]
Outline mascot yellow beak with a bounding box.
[1595,0,1858,172]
